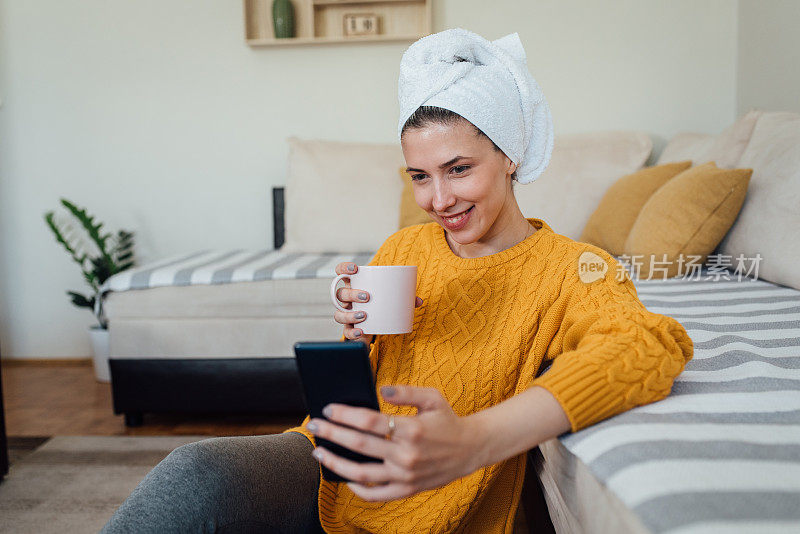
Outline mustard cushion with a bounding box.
[580,160,692,255]
[623,161,753,279]
[398,168,430,229]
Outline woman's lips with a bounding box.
[440,207,470,218]
[441,206,474,230]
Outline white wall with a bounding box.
[0,0,740,358]
[737,0,800,115]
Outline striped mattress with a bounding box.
[103,249,800,531]
[102,249,377,292]
[553,268,800,533]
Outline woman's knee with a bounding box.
[165,438,219,468]
[142,438,235,501]
[161,439,213,477]
[175,437,239,475]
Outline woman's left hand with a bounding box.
[306,385,486,501]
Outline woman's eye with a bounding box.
[452,165,470,174]
[410,174,425,181]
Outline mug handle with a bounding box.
[330,273,351,312]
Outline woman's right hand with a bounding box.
[333,262,423,344]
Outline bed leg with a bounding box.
[124,412,143,427]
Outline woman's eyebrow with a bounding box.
[406,156,469,173]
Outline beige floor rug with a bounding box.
[0,435,208,534]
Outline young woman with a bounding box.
[102,29,693,534]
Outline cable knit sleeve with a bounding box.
[529,249,694,433]
[282,226,418,444]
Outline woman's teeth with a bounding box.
[445,207,472,223]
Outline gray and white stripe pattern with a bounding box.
[101,249,377,292]
[559,259,800,533]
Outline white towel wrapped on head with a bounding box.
[397,28,554,185]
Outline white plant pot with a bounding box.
[89,326,111,382]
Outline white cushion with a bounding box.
[657,109,762,168]
[656,132,715,166]
[514,131,652,239]
[280,137,405,253]
[716,111,800,290]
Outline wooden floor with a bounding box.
[1,360,302,437]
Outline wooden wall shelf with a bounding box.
[243,0,432,47]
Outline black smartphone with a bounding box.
[293,340,382,482]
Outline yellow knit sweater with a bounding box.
[286,217,693,533]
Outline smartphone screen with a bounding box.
[293,340,382,482]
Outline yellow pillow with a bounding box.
[580,160,692,255]
[398,168,430,229]
[623,161,752,279]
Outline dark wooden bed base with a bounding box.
[109,357,306,426]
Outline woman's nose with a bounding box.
[432,182,456,212]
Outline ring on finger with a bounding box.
[384,415,396,441]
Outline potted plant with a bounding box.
[44,199,135,382]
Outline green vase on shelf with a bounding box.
[272,0,295,39]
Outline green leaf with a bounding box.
[91,255,115,285]
[60,199,114,266]
[44,211,87,268]
[46,198,135,319]
[67,290,95,309]
[110,229,136,274]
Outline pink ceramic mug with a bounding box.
[330,265,418,334]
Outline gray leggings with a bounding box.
[101,432,325,534]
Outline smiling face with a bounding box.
[401,118,520,250]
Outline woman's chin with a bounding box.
[444,227,479,245]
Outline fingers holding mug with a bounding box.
[335,262,358,276]
[331,264,371,307]
[333,262,371,305]
[330,274,353,314]
[332,264,417,339]
[346,325,372,341]
[331,263,369,342]
[334,308,367,327]
[337,287,369,305]
[334,308,371,342]
[337,307,366,337]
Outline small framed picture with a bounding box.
[343,13,379,36]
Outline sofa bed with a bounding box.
[104,110,800,532]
